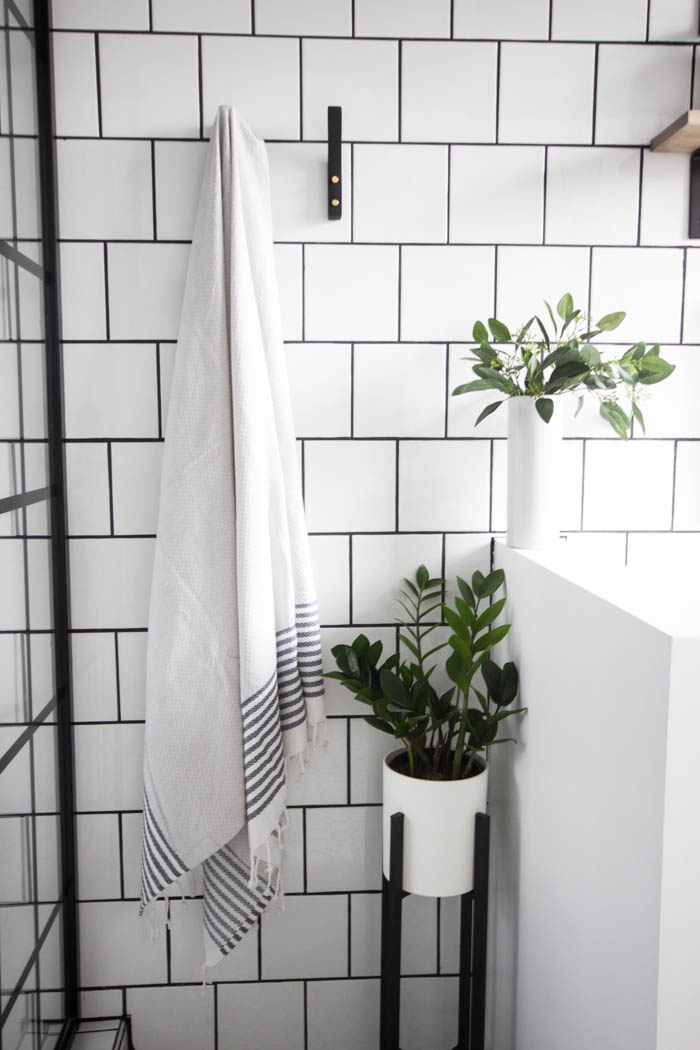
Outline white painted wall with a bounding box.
[492,542,700,1050]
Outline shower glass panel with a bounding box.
[1,1,76,1048]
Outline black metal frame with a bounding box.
[689,149,700,239]
[380,811,490,1050]
[0,0,78,1042]
[327,105,342,220]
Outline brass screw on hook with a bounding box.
[331,198,340,206]
[331,175,339,183]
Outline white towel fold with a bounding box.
[139,106,325,969]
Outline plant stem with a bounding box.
[406,744,415,778]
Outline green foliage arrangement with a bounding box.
[452,293,675,438]
[327,565,524,781]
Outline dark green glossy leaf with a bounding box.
[475,400,505,426]
[472,623,510,653]
[456,576,475,608]
[488,318,511,342]
[474,597,506,632]
[632,402,646,435]
[535,397,554,423]
[473,320,489,344]
[480,568,505,597]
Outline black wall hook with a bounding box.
[327,106,342,220]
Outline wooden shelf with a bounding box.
[651,109,700,153]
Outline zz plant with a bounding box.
[327,565,524,781]
[452,293,675,438]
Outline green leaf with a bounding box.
[472,320,489,344]
[471,570,486,599]
[515,317,535,344]
[454,596,475,626]
[365,715,396,735]
[535,397,554,423]
[488,318,511,342]
[416,564,429,589]
[535,316,550,347]
[500,662,519,705]
[443,606,472,642]
[456,576,475,609]
[446,650,469,692]
[481,659,501,700]
[637,355,675,385]
[597,311,626,331]
[630,341,646,360]
[632,402,646,435]
[353,633,370,654]
[580,344,600,367]
[574,394,584,418]
[543,300,557,332]
[475,400,505,426]
[599,401,630,439]
[474,597,506,632]
[453,380,495,395]
[556,292,574,320]
[399,633,420,661]
[480,568,505,598]
[472,623,511,653]
[379,668,413,708]
[448,634,473,665]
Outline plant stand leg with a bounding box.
[471,812,490,1050]
[456,889,473,1050]
[380,812,404,1050]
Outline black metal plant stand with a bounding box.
[379,811,491,1050]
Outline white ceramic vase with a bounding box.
[507,396,562,550]
[382,748,488,898]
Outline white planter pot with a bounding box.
[507,396,562,550]
[382,749,488,898]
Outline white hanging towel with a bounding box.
[139,106,325,969]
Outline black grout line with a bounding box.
[671,439,679,529]
[591,43,599,144]
[541,145,548,244]
[250,0,256,36]
[150,140,157,240]
[495,41,501,143]
[117,812,125,898]
[94,34,103,138]
[679,247,688,342]
[114,632,122,721]
[636,148,644,246]
[394,439,399,531]
[298,37,303,139]
[197,35,203,141]
[645,0,651,43]
[398,40,403,142]
[148,0,153,33]
[106,441,114,535]
[102,242,110,339]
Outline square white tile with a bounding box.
[354,145,448,243]
[169,899,258,983]
[354,344,446,437]
[401,42,497,144]
[401,977,459,1050]
[69,538,155,630]
[99,34,200,138]
[128,986,215,1050]
[256,0,351,35]
[545,147,640,245]
[595,45,693,146]
[648,0,699,40]
[583,440,675,530]
[63,344,159,440]
[285,343,351,437]
[65,443,110,536]
[117,631,148,721]
[57,140,153,240]
[640,151,694,246]
[108,243,189,340]
[302,39,399,141]
[202,36,299,140]
[590,247,684,344]
[71,632,118,722]
[351,893,437,976]
[306,806,382,891]
[151,0,250,32]
[453,0,550,39]
[74,722,145,810]
[261,894,347,978]
[352,534,443,623]
[355,0,450,37]
[399,439,490,531]
[154,141,208,241]
[551,0,647,40]
[308,534,350,624]
[674,443,700,529]
[274,243,303,341]
[448,346,508,438]
[52,33,100,137]
[75,814,121,900]
[307,979,379,1050]
[636,347,700,439]
[499,43,595,144]
[268,142,351,243]
[286,718,348,805]
[450,146,544,244]
[495,246,590,328]
[304,440,396,532]
[401,246,494,341]
[682,250,700,341]
[53,0,149,29]
[59,243,106,341]
[111,442,163,535]
[218,982,305,1050]
[79,900,166,987]
[305,245,398,342]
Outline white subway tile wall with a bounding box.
[49,2,699,1046]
